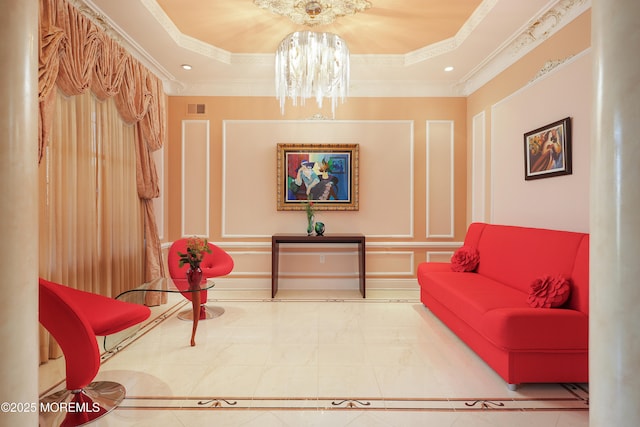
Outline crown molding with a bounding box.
[75,0,591,98]
[138,0,232,64]
[77,0,178,83]
[405,0,499,66]
[457,0,591,96]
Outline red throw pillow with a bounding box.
[450,246,480,272]
[527,275,572,308]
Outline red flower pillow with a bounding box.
[527,275,572,308]
[450,246,480,272]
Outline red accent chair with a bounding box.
[38,278,151,426]
[167,239,234,320]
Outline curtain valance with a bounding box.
[38,0,166,161]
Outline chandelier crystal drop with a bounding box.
[275,31,350,117]
[254,0,372,26]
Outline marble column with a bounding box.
[591,1,640,426]
[0,0,39,425]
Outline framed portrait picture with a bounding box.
[524,117,572,180]
[276,143,359,211]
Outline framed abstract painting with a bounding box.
[276,143,359,211]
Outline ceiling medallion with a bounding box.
[254,0,372,26]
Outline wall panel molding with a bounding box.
[222,120,414,238]
[426,120,454,238]
[163,240,464,250]
[367,251,415,276]
[212,277,420,292]
[471,111,486,222]
[426,251,455,263]
[181,120,210,237]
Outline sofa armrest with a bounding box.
[417,261,450,277]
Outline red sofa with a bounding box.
[417,222,589,389]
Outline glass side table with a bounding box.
[104,277,215,349]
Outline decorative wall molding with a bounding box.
[530,56,575,82]
[307,113,332,120]
[512,0,588,53]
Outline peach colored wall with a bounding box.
[165,96,467,286]
[466,10,592,230]
[491,52,591,232]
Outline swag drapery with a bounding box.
[38,0,165,284]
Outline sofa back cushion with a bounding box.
[465,223,588,313]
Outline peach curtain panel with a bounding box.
[37,0,166,283]
[39,91,144,362]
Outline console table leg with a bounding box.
[359,240,366,298]
[271,241,279,298]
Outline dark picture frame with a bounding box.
[524,117,572,180]
[276,143,359,211]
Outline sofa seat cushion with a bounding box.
[421,271,588,352]
[422,271,529,330]
[480,308,588,351]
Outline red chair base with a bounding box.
[39,381,125,427]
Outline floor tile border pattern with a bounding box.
[96,296,589,414]
[118,383,588,413]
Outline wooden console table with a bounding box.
[271,233,366,298]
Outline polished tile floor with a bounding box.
[39,289,589,426]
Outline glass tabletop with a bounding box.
[113,277,215,305]
[103,277,215,352]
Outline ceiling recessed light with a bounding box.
[181,64,192,70]
[444,66,454,72]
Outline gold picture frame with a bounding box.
[276,143,359,211]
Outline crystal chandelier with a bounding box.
[275,31,350,117]
[254,0,372,26]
